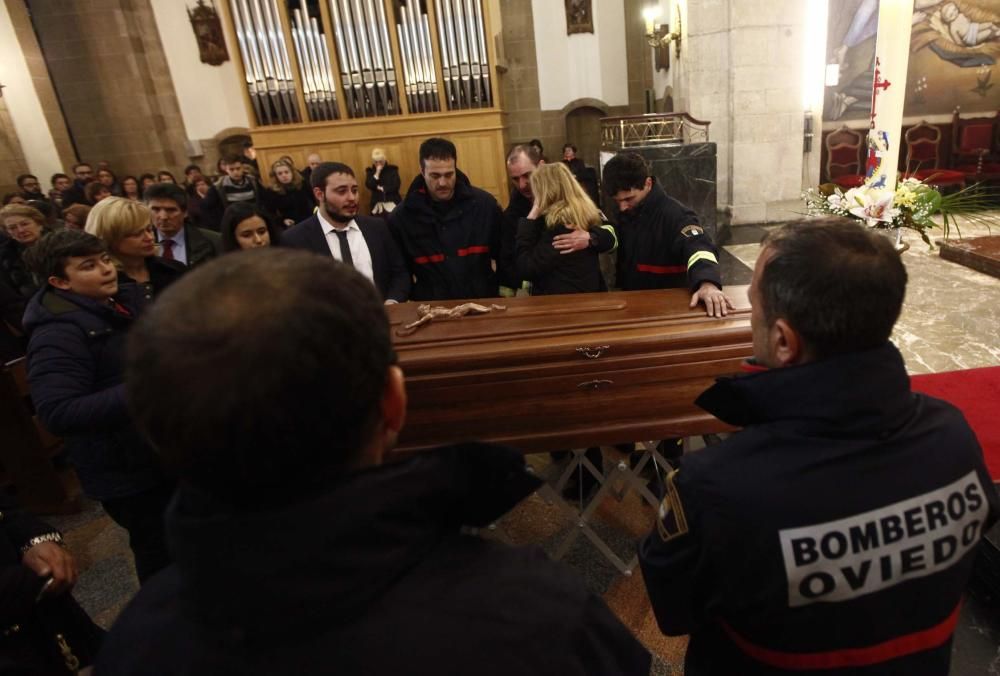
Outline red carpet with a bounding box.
[911,366,1000,482]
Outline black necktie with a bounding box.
[334,229,354,267]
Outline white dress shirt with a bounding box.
[316,211,374,285]
[157,226,187,265]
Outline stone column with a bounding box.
[864,0,914,191]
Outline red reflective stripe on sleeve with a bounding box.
[457,245,490,256]
[719,603,961,670]
[636,263,686,275]
[413,254,445,265]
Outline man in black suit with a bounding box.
[144,182,221,268]
[283,162,410,304]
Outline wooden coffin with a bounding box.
[386,286,753,454]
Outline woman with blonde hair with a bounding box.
[516,162,605,295]
[264,158,314,227]
[86,197,185,298]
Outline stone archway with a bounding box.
[561,99,609,172]
[215,128,252,165]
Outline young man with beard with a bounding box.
[282,161,410,304]
[501,144,617,296]
[389,137,501,301]
[61,163,95,208]
[15,174,48,203]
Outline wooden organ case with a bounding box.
[219,0,509,206]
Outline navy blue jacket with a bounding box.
[613,181,721,292]
[98,443,650,676]
[639,343,998,675]
[23,285,163,501]
[389,171,502,301]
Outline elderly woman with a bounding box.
[0,204,49,359]
[364,148,402,218]
[1,204,48,299]
[85,197,185,298]
[263,158,314,227]
[220,202,282,252]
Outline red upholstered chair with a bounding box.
[824,126,866,189]
[903,122,966,190]
[952,110,1000,178]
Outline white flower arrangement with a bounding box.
[803,177,991,247]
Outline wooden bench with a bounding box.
[0,358,81,514]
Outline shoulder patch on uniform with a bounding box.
[656,469,689,542]
[680,224,704,238]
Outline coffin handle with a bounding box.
[577,379,614,390]
[576,345,610,359]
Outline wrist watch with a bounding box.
[21,532,64,555]
[587,231,598,249]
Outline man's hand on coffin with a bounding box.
[690,282,733,318]
[552,228,590,254]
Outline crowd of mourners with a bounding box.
[1,134,995,676]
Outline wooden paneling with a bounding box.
[253,108,510,208]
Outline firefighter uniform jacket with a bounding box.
[389,171,502,301]
[613,181,721,292]
[639,342,998,675]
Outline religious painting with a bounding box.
[565,0,594,35]
[188,0,230,66]
[823,0,1000,122]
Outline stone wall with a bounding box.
[669,0,808,225]
[26,0,190,177]
[499,0,650,161]
[0,97,28,196]
[5,0,75,174]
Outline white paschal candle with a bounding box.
[864,0,914,192]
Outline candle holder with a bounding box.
[643,6,682,59]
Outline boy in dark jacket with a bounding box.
[23,230,173,583]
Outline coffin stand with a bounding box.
[386,286,753,573]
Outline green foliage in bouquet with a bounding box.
[803,178,995,247]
